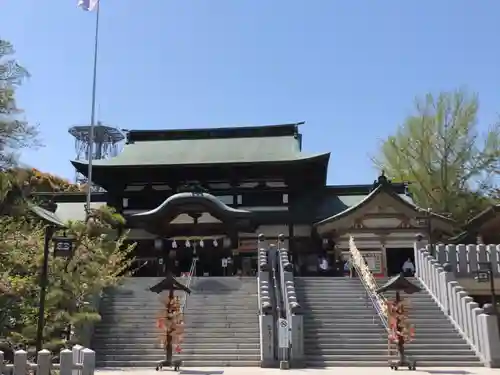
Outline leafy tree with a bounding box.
[0,206,136,352]
[0,39,40,169]
[374,89,500,222]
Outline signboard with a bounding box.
[238,239,256,253]
[221,258,228,268]
[475,270,490,283]
[53,237,73,258]
[341,250,384,277]
[278,318,289,348]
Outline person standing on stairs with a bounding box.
[319,255,329,276]
[402,258,415,277]
[343,254,353,278]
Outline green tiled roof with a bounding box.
[72,135,329,167]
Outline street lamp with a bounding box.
[29,203,69,353]
[150,242,191,371]
[474,262,497,313]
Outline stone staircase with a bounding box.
[296,277,387,367]
[295,276,482,367]
[378,277,481,367]
[182,277,260,366]
[92,277,260,367]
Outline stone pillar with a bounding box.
[479,304,500,367]
[259,314,275,367]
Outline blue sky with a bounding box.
[1,0,499,185]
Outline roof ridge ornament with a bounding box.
[177,183,208,194]
[372,170,392,191]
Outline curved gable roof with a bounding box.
[314,175,454,233]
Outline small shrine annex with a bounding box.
[39,123,458,277]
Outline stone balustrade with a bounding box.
[415,239,500,367]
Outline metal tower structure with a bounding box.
[68,122,125,187]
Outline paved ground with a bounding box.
[96,367,500,375]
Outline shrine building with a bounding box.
[36,123,456,277]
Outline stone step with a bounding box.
[97,348,261,356]
[303,355,480,362]
[303,348,475,356]
[98,322,257,329]
[304,360,483,367]
[97,354,260,361]
[94,331,259,338]
[94,333,260,346]
[101,316,259,323]
[303,320,451,327]
[303,340,471,348]
[94,342,260,349]
[102,311,258,317]
[305,332,462,339]
[95,360,260,367]
[298,296,436,302]
[96,330,258,337]
[100,302,258,313]
[304,311,447,317]
[103,301,258,307]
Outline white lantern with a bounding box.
[172,240,177,249]
[186,239,191,248]
[213,238,218,247]
[199,239,204,248]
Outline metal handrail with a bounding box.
[180,259,197,314]
[349,236,389,333]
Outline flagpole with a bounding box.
[85,1,100,219]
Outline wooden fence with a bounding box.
[0,345,95,375]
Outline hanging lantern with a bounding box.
[199,239,204,248]
[186,239,191,248]
[213,238,218,247]
[172,240,177,249]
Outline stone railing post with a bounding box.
[256,234,274,367]
[81,348,96,375]
[37,349,51,375]
[3,346,95,375]
[478,304,500,367]
[0,350,4,375]
[277,234,304,367]
[60,349,74,375]
[13,349,27,375]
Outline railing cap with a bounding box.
[442,263,452,272]
[483,303,496,315]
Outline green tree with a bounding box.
[0,39,40,169]
[373,89,500,222]
[0,206,136,352]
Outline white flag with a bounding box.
[78,0,99,11]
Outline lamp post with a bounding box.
[150,242,190,371]
[426,208,434,257]
[474,262,497,313]
[30,203,69,353]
